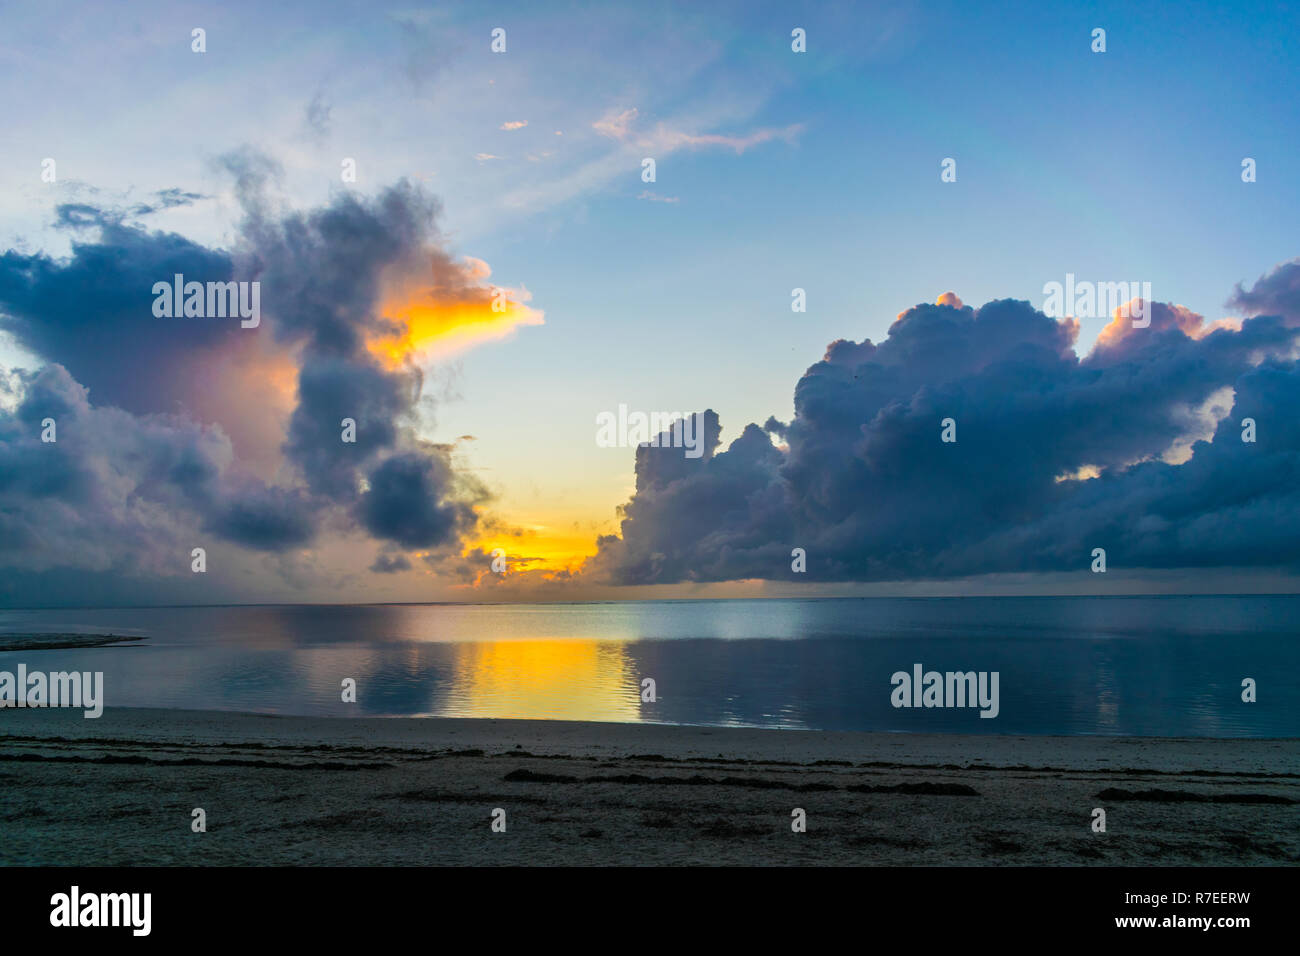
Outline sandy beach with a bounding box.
[1,707,1296,866]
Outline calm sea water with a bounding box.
[1,597,1296,737]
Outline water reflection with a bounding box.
[433,640,638,721]
[0,597,1297,736]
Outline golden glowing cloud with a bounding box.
[1054,464,1102,483]
[368,255,544,365]
[1094,299,1202,352]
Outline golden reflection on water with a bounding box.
[430,639,640,722]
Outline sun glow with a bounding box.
[466,526,603,580]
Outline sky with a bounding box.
[1,0,1299,606]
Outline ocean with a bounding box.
[1,596,1295,737]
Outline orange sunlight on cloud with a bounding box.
[368,255,544,365]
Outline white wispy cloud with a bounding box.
[498,105,800,215]
[593,106,803,154]
[593,107,639,139]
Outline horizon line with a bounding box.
[5,592,1300,612]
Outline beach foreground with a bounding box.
[2,708,1296,866]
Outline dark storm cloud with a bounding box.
[0,162,488,590]
[0,364,230,571]
[227,160,438,354]
[286,355,415,498]
[588,411,795,583]
[0,365,315,569]
[0,220,238,415]
[370,552,413,574]
[1228,258,1300,324]
[360,449,478,548]
[203,484,317,551]
[590,277,1300,584]
[219,157,490,544]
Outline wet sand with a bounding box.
[1,707,1296,865]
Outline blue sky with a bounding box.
[1,0,1298,604]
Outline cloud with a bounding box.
[0,361,317,571]
[642,122,805,155]
[586,272,1300,585]
[359,448,480,548]
[0,363,269,577]
[499,120,528,131]
[0,160,530,597]
[303,90,332,144]
[593,107,639,140]
[50,190,207,230]
[502,107,802,215]
[146,188,206,212]
[0,214,245,417]
[593,106,803,155]
[205,484,317,550]
[370,552,413,574]
[1229,257,1300,325]
[284,355,415,498]
[368,257,543,363]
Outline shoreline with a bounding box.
[3,707,1297,865]
[4,702,1299,744]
